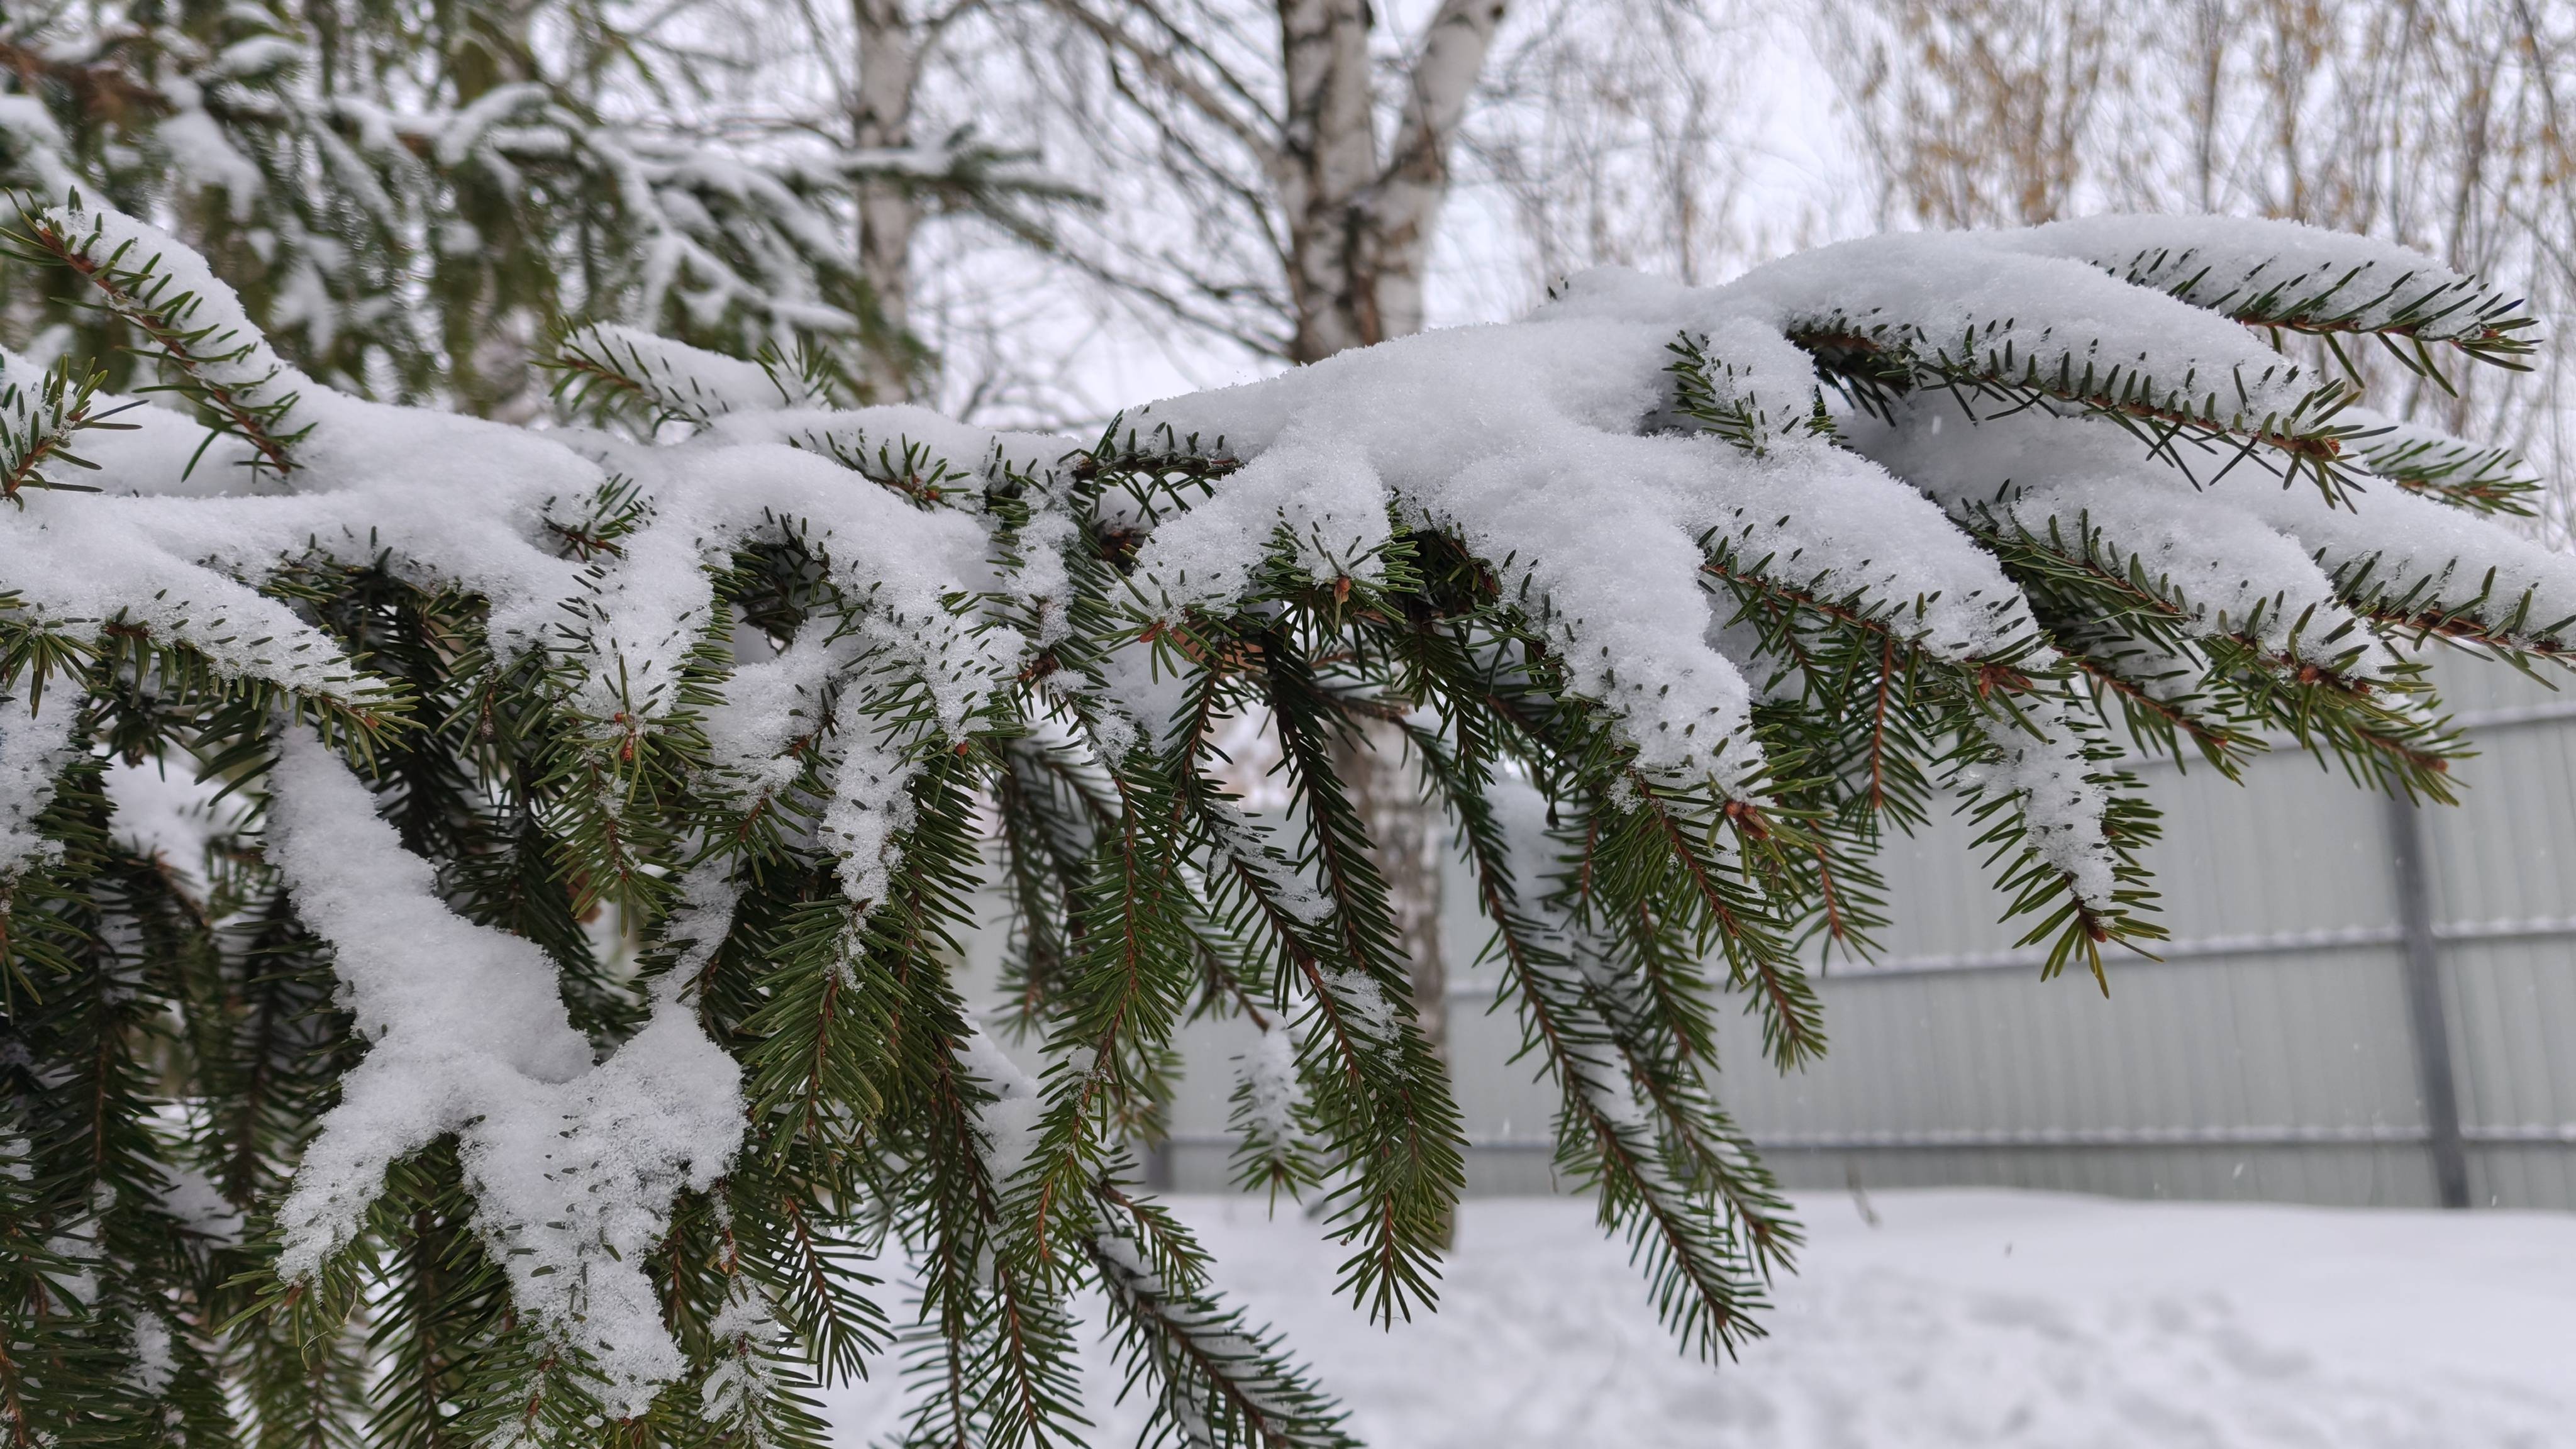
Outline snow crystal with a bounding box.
[1202,801,1331,926]
[104,758,240,882]
[127,1311,175,1396]
[1322,967,1399,1046]
[663,867,746,979]
[1090,630,1200,761]
[699,1275,789,1424]
[156,1162,246,1249]
[1962,707,2119,907]
[818,724,921,908]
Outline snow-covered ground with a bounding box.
[823,1189,2576,1448]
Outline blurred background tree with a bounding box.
[0,0,1075,414]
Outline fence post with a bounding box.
[2384,794,2471,1208]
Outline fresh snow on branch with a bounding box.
[1,201,2566,1438]
[266,731,743,1416]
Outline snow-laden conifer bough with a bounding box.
[0,196,2565,1447]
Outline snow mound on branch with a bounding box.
[1132,318,1779,787]
[706,402,1069,484]
[266,733,743,1416]
[1130,433,1396,611]
[1843,402,2377,667]
[562,323,810,421]
[0,497,381,695]
[1721,230,2335,430]
[1850,399,2576,655]
[39,203,307,425]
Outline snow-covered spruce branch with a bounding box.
[11,203,311,479]
[2340,406,2543,516]
[2018,216,2540,372]
[0,202,2567,1445]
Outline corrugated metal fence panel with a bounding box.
[1720,950,2445,1207]
[1711,652,2573,1209]
[2448,938,2576,1208]
[1045,655,2575,1210]
[2421,657,2576,1210]
[2423,692,2576,926]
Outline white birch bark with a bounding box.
[1368,0,1508,339]
[852,0,924,399]
[1276,0,1384,361]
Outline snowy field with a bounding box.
[824,1189,2576,1448]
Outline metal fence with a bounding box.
[1119,653,2576,1211]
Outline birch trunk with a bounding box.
[1369,0,1507,338]
[852,0,923,400]
[1277,0,1385,360]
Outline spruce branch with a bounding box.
[0,357,129,503]
[1086,1182,1359,1449]
[2080,238,2540,374]
[8,201,311,481]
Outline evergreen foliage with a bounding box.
[0,191,2565,1449]
[0,1,1069,413]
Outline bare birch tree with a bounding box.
[687,0,1089,404]
[1453,0,1811,311]
[1023,0,1505,364]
